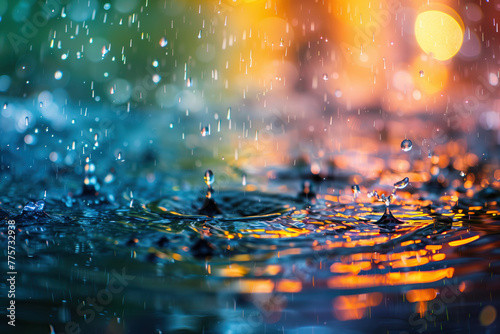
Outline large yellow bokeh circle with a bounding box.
[415,6,464,61]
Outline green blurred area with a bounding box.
[0,0,228,106]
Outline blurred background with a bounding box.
[0,0,499,189]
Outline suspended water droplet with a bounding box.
[3,103,7,109]
[187,77,192,87]
[54,70,63,80]
[279,38,284,47]
[419,70,424,77]
[460,171,466,177]
[152,74,161,84]
[159,37,168,47]
[242,174,247,186]
[204,169,214,187]
[227,107,231,120]
[351,184,360,194]
[201,126,210,136]
[25,116,29,126]
[198,30,202,39]
[401,139,412,152]
[322,73,328,80]
[152,59,159,67]
[394,177,409,190]
[39,102,43,108]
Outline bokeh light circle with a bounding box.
[414,6,464,61]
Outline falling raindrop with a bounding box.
[351,184,360,197]
[159,37,168,47]
[322,73,328,80]
[394,177,409,190]
[25,116,29,126]
[201,126,210,136]
[419,70,424,77]
[204,170,214,187]
[401,139,413,152]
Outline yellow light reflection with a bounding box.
[415,6,464,61]
[333,292,383,321]
[327,268,454,289]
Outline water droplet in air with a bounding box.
[401,139,412,152]
[419,70,424,77]
[25,117,29,126]
[460,171,466,177]
[394,177,409,189]
[351,184,360,194]
[54,71,63,80]
[242,174,247,186]
[159,37,168,47]
[201,126,210,136]
[152,60,159,67]
[323,73,328,80]
[3,103,7,109]
[198,30,202,39]
[204,170,214,187]
[39,102,43,108]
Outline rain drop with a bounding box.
[394,177,409,190]
[204,170,214,187]
[159,37,168,47]
[401,139,412,152]
[201,126,210,136]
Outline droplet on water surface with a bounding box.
[401,139,412,152]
